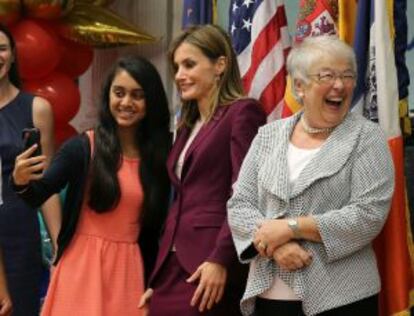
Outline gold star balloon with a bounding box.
[58,4,156,47]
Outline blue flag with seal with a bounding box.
[182,0,215,27]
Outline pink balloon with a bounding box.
[11,20,61,79]
[24,72,80,126]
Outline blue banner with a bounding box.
[182,0,214,28]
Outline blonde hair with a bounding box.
[169,24,244,128]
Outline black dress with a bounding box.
[0,92,42,315]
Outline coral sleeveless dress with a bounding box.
[41,133,145,316]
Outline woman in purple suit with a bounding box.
[139,25,266,315]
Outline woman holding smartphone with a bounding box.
[12,56,171,315]
[0,24,61,315]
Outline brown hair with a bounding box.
[169,24,244,128]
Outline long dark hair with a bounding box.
[0,23,21,88]
[88,56,171,232]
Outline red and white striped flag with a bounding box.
[282,0,339,118]
[229,0,291,121]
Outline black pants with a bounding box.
[255,294,378,316]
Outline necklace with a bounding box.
[300,115,334,134]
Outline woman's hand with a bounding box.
[187,261,227,312]
[138,288,153,316]
[0,250,11,316]
[254,219,292,257]
[13,145,46,186]
[0,274,11,316]
[273,242,312,271]
[0,294,12,316]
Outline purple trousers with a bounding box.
[148,252,246,316]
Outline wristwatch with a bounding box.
[287,218,301,239]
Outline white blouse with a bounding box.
[259,142,320,301]
[175,119,204,179]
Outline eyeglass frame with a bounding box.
[307,70,357,85]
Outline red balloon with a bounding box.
[56,39,94,78]
[33,19,62,38]
[11,20,61,80]
[0,0,21,26]
[24,72,80,126]
[22,0,74,19]
[55,123,78,148]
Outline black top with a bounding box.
[1,92,42,314]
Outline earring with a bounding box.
[296,92,304,103]
[215,74,221,83]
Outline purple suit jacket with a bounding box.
[150,98,266,283]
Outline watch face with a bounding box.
[288,219,297,226]
[288,219,300,239]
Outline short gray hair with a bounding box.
[286,35,357,101]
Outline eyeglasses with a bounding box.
[308,70,356,86]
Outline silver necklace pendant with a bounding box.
[300,115,334,134]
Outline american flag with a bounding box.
[229,0,291,120]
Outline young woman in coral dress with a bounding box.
[12,56,171,316]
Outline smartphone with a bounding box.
[22,127,42,157]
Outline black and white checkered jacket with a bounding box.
[228,111,395,316]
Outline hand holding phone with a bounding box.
[22,128,42,157]
[13,128,45,185]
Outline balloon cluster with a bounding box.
[1,0,156,146]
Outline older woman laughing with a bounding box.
[228,35,395,316]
